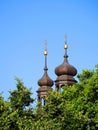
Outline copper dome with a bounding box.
[38,42,54,87]
[38,67,54,87]
[55,54,77,76]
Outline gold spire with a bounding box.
[44,40,48,55]
[64,34,68,49]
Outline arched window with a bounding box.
[42,98,45,106]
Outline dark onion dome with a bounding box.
[38,41,54,87]
[55,54,77,76]
[38,67,54,87]
[55,43,77,77]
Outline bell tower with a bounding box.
[55,35,77,91]
[37,40,54,105]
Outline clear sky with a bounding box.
[0,0,98,100]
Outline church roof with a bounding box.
[55,38,77,80]
[37,40,54,88]
[55,54,77,76]
[38,66,54,87]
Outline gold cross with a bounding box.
[64,34,67,43]
[44,40,48,55]
[44,40,47,51]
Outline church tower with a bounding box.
[55,36,77,91]
[37,41,54,105]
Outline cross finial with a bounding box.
[44,40,47,50]
[64,34,68,49]
[44,40,48,55]
[64,34,67,43]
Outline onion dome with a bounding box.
[55,37,77,77]
[38,66,54,86]
[55,54,77,76]
[38,40,54,87]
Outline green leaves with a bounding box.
[35,65,98,130]
[0,65,98,129]
[0,78,35,130]
[9,78,34,111]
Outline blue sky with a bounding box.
[0,0,98,100]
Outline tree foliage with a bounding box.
[35,65,98,130]
[0,65,98,130]
[0,78,35,130]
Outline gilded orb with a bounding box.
[44,50,48,55]
[64,44,68,49]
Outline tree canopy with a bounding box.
[0,65,98,130]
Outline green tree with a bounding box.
[0,65,98,130]
[0,78,35,130]
[35,65,98,130]
[0,94,10,130]
[9,78,34,113]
